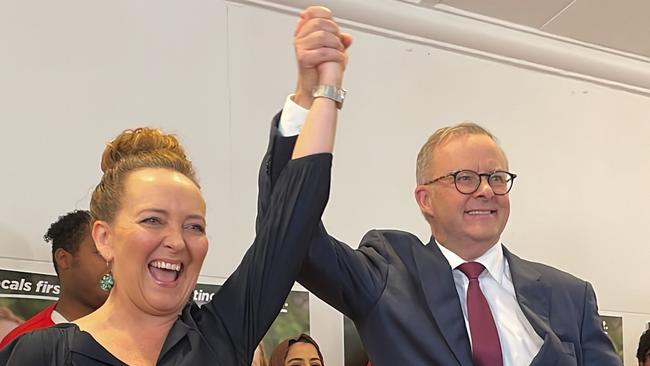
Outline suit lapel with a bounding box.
[504,248,552,339]
[412,239,473,366]
[504,247,568,366]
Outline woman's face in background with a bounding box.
[284,342,322,366]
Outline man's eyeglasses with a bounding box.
[422,170,517,195]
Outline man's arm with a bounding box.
[198,6,352,357]
[256,7,388,320]
[580,283,622,365]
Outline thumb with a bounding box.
[341,33,353,50]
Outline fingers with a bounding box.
[294,16,348,68]
[297,47,347,70]
[340,33,353,50]
[300,6,334,21]
[296,17,340,42]
[295,6,334,35]
[296,29,344,54]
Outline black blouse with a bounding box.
[0,153,332,366]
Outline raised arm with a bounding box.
[194,7,349,363]
[291,6,351,159]
[256,8,392,320]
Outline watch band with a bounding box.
[312,85,346,109]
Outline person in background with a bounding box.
[0,308,23,340]
[269,334,324,366]
[0,210,108,348]
[252,342,268,366]
[638,329,650,366]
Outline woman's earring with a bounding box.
[99,262,114,291]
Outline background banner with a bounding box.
[0,269,309,354]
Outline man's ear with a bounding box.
[54,248,73,271]
[414,185,435,219]
[92,220,114,263]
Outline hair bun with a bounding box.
[100,127,188,173]
[91,127,197,222]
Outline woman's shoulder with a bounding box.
[0,323,79,364]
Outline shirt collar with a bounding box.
[435,239,506,285]
[50,309,68,324]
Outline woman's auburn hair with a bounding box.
[90,127,198,222]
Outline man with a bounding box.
[638,329,650,366]
[0,210,108,348]
[257,6,620,366]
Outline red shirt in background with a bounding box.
[0,303,56,348]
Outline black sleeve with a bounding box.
[0,328,67,365]
[194,152,332,363]
[256,111,389,320]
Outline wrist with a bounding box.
[318,73,342,88]
[291,92,314,109]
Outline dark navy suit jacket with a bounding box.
[258,112,620,366]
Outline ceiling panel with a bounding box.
[420,0,574,28]
[543,0,650,57]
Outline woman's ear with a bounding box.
[92,220,114,263]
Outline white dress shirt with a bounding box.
[279,96,544,365]
[279,95,308,136]
[437,241,543,366]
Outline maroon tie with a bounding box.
[457,262,503,366]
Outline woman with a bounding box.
[0,8,349,364]
[269,334,324,366]
[252,342,268,366]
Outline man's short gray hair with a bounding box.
[415,122,503,184]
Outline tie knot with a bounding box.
[457,261,485,280]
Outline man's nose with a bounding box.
[474,175,494,198]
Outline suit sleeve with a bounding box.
[257,111,390,320]
[579,282,622,366]
[197,146,332,362]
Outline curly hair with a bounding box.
[43,209,92,273]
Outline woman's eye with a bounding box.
[141,217,162,225]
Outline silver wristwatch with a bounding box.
[312,85,346,109]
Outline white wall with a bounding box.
[0,0,648,364]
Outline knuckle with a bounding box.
[316,48,331,59]
[315,30,329,43]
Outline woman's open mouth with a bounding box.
[148,260,183,286]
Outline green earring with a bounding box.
[100,272,114,291]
